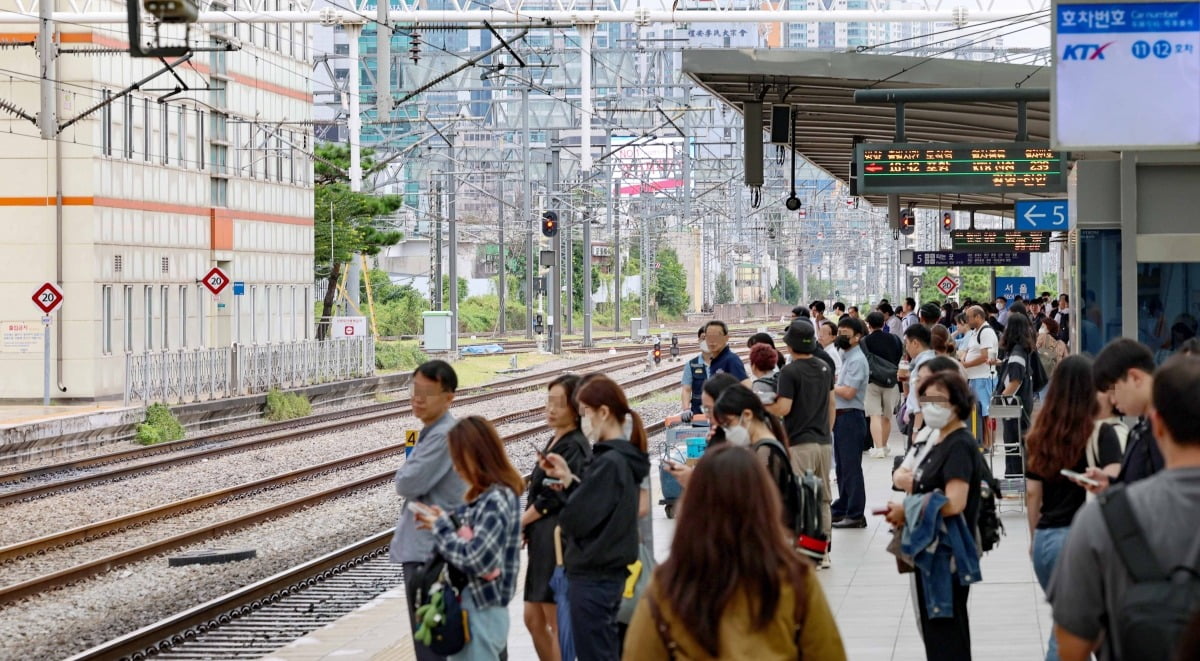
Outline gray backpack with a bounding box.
[1100,485,1200,660]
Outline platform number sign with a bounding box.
[202,267,230,296]
[32,282,64,315]
[937,276,959,297]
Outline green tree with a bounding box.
[715,272,733,304]
[571,241,602,313]
[314,143,404,339]
[916,266,1025,304]
[653,248,689,318]
[440,276,469,306]
[772,269,802,305]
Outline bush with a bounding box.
[376,340,427,372]
[136,403,185,446]
[264,388,312,422]
[458,294,526,334]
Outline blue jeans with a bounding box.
[968,377,996,416]
[568,576,623,661]
[831,409,867,521]
[451,589,510,661]
[1033,526,1071,661]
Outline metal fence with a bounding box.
[125,337,375,404]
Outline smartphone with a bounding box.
[871,506,891,516]
[1060,468,1100,487]
[407,501,436,517]
[543,477,563,486]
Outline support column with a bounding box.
[579,23,595,347]
[498,177,506,335]
[448,129,459,354]
[1119,152,1138,340]
[522,86,534,340]
[550,133,562,354]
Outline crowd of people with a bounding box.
[386,288,1200,660]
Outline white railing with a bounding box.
[124,337,375,404]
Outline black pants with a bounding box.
[568,576,623,661]
[831,409,867,521]
[914,571,972,661]
[1003,414,1029,478]
[402,561,447,661]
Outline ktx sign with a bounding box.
[1061,41,1115,59]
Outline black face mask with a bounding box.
[835,336,852,351]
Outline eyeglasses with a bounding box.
[701,405,712,416]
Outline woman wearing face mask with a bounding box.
[884,372,982,661]
[712,386,798,532]
[522,375,592,661]
[539,375,651,661]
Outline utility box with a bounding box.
[422,311,454,352]
[630,317,649,341]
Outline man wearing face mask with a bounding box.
[831,317,870,529]
[679,326,711,423]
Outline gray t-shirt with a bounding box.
[1046,467,1200,661]
[835,345,869,410]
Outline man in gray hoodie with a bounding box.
[390,359,466,661]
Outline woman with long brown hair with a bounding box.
[413,416,525,661]
[540,374,651,661]
[623,445,845,659]
[1024,355,1123,661]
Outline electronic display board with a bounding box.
[950,230,1052,253]
[854,142,1068,194]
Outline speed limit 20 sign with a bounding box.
[202,267,230,296]
[32,282,64,315]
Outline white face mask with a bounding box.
[699,340,711,354]
[1038,327,1048,335]
[921,403,954,430]
[580,415,600,442]
[723,423,751,447]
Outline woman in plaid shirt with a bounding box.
[415,416,525,660]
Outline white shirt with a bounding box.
[885,316,903,335]
[963,324,998,380]
[821,342,844,374]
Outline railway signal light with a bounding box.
[541,211,559,238]
[534,313,544,335]
[900,208,916,236]
[942,212,953,230]
[653,340,662,365]
[670,336,679,358]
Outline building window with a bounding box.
[144,98,151,162]
[124,95,133,159]
[179,285,188,348]
[101,285,112,355]
[161,285,170,349]
[123,286,133,352]
[250,285,258,343]
[101,90,112,156]
[114,254,123,273]
[303,286,311,339]
[177,106,186,167]
[265,286,273,342]
[144,285,154,351]
[161,103,169,165]
[198,110,206,170]
[290,285,297,341]
[161,256,170,274]
[197,284,206,348]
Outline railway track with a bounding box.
[0,365,693,606]
[0,350,663,504]
[66,417,677,661]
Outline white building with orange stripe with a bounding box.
[0,2,315,401]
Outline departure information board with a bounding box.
[950,230,1052,253]
[854,142,1068,194]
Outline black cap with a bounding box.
[783,320,817,354]
[920,303,942,321]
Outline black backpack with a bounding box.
[753,438,828,559]
[1100,485,1200,660]
[859,336,900,388]
[974,451,1004,553]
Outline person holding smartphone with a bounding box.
[1023,356,1123,661]
[413,416,524,661]
[521,375,592,661]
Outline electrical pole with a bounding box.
[433,180,443,310]
[578,23,595,347]
[376,0,392,118]
[37,0,55,139]
[607,128,619,333]
[522,86,534,340]
[497,176,506,335]
[564,209,573,336]
[448,128,459,354]
[550,132,562,354]
[345,21,364,313]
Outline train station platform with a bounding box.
[262,432,1050,661]
[0,403,143,464]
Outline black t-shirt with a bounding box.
[1026,425,1123,529]
[912,428,982,531]
[862,330,904,366]
[776,356,834,446]
[1000,344,1035,415]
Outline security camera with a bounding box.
[143,0,199,23]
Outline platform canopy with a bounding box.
[683,49,1060,210]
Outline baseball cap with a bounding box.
[783,320,817,354]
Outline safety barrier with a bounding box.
[124,337,375,404]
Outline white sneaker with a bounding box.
[819,554,832,569]
[883,446,893,457]
[868,447,885,459]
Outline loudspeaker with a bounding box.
[744,102,764,188]
[770,105,791,144]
